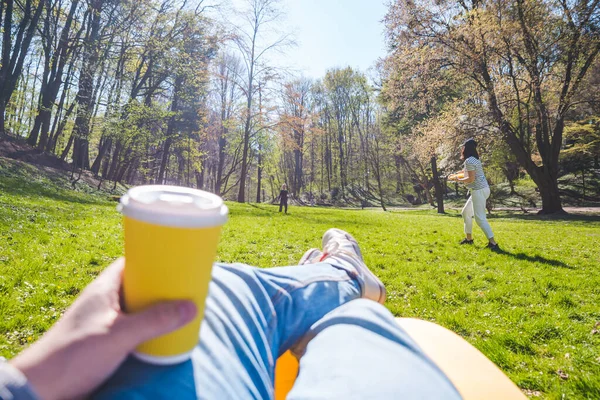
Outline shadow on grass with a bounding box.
[0,177,110,206]
[238,202,380,227]
[442,210,600,223]
[488,212,600,223]
[496,248,575,269]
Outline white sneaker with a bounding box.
[320,228,386,304]
[299,248,323,265]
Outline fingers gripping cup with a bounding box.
[119,185,228,365]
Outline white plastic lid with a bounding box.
[118,185,228,228]
[133,350,192,365]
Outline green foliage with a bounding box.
[382,0,600,212]
[562,118,600,172]
[1,162,599,398]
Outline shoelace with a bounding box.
[318,241,338,261]
[319,241,363,264]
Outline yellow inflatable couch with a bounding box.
[274,318,526,400]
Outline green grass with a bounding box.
[1,157,600,399]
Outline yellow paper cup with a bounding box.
[118,185,228,365]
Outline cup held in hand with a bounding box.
[119,185,228,364]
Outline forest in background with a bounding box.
[1,0,600,213]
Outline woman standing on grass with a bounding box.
[450,139,500,251]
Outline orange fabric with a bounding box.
[274,350,299,400]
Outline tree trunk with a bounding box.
[26,53,43,133]
[195,171,203,189]
[394,155,402,194]
[47,77,74,151]
[256,148,262,203]
[70,0,104,169]
[431,156,445,214]
[101,143,111,178]
[52,101,76,154]
[91,137,111,175]
[157,137,173,184]
[293,147,303,196]
[337,124,347,198]
[72,136,90,169]
[0,104,6,135]
[527,163,564,214]
[107,140,122,181]
[60,133,74,161]
[216,133,226,195]
[29,92,56,149]
[423,185,434,207]
[582,169,586,200]
[126,159,138,184]
[237,115,251,202]
[533,171,564,214]
[176,150,185,186]
[27,113,43,146]
[374,163,386,211]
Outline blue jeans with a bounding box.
[94,261,461,399]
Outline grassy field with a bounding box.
[1,158,599,399]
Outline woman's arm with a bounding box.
[457,170,476,184]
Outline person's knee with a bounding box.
[291,299,394,357]
[331,298,388,317]
[313,299,394,330]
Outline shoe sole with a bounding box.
[299,248,322,265]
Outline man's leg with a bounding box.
[94,229,385,399]
[288,299,462,400]
[94,260,362,399]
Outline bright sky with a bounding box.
[227,0,389,79]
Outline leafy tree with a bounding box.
[384,0,600,213]
[0,0,45,134]
[232,0,291,202]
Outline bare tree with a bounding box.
[231,0,291,202]
[211,52,243,195]
[279,78,312,196]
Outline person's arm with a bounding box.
[0,361,39,400]
[457,170,476,184]
[457,160,476,184]
[6,258,196,400]
[447,172,463,181]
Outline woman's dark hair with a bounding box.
[461,139,479,160]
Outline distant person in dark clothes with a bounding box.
[278,184,289,213]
